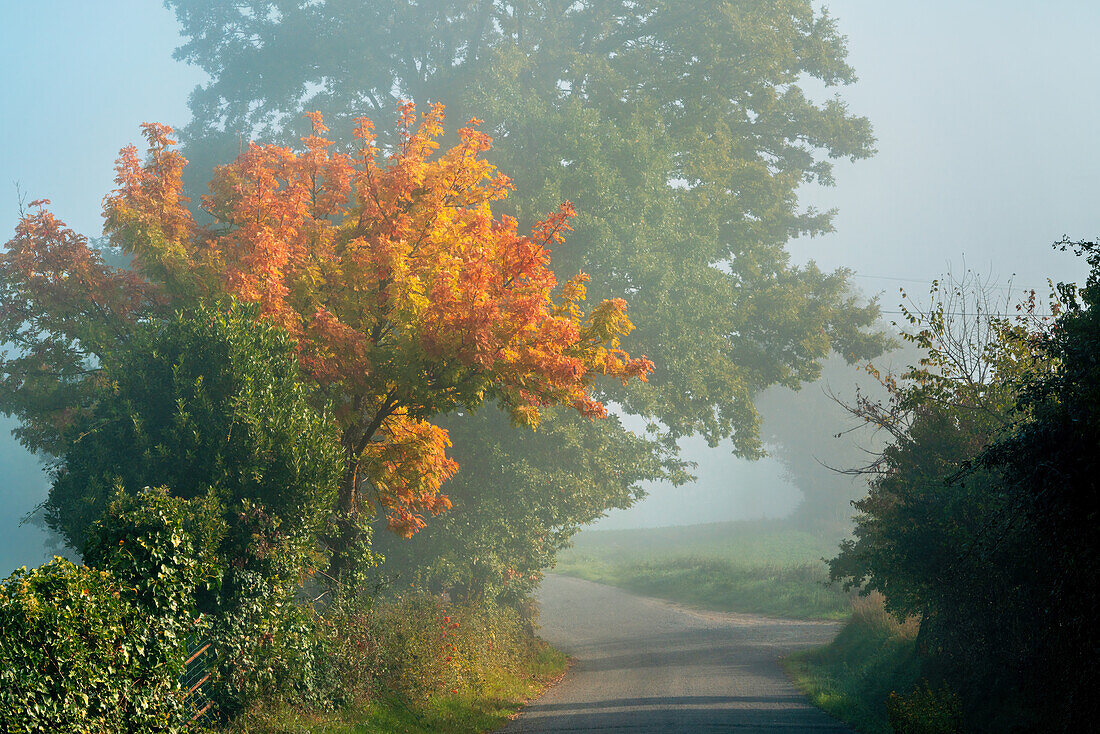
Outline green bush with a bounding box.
[887,682,962,734]
[45,304,349,718]
[1,499,190,731]
[0,558,189,733]
[0,488,214,733]
[205,505,341,715]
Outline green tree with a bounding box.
[969,239,1100,730]
[168,2,882,447]
[34,302,347,713]
[166,0,887,594]
[754,351,899,535]
[45,301,344,565]
[372,407,684,603]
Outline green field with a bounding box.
[554,520,852,620]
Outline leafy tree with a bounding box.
[828,273,1067,729]
[35,303,347,713]
[165,0,888,592]
[754,352,897,535]
[44,302,343,560]
[167,0,884,450]
[1,110,650,583]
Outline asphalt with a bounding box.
[501,575,853,733]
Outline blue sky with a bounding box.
[1,2,1098,551]
[0,2,204,237]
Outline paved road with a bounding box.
[502,575,853,733]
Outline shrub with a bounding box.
[0,488,213,733]
[887,682,962,734]
[0,558,191,733]
[319,592,537,704]
[48,304,349,718]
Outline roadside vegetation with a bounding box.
[216,597,567,734]
[788,259,1100,733]
[783,594,922,734]
[556,521,852,620]
[18,2,1100,733]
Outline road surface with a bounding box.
[502,575,852,733]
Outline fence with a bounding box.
[181,634,213,725]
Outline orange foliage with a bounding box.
[49,104,652,535]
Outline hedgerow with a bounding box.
[0,489,206,733]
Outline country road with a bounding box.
[502,575,853,733]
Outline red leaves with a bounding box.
[10,104,653,536]
[2,203,157,327]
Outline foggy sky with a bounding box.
[1,1,1097,564]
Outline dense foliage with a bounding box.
[968,239,1100,729]
[0,490,206,733]
[44,305,346,716]
[165,0,889,596]
[45,302,343,559]
[0,108,657,723]
[829,260,1099,731]
[372,406,681,602]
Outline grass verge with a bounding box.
[219,641,566,733]
[212,593,568,733]
[782,593,921,733]
[555,520,852,619]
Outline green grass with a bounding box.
[782,594,921,733]
[555,520,852,620]
[217,641,567,733]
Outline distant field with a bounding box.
[554,520,852,620]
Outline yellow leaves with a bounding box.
[55,103,655,538]
[553,273,589,321]
[584,297,634,344]
[361,410,457,537]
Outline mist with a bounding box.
[1,2,1097,730]
[4,3,1096,569]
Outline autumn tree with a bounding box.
[168,1,884,448]
[0,107,652,581]
[164,0,889,593]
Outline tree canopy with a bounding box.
[167,0,887,454]
[0,107,652,586]
[160,0,890,597]
[44,302,343,559]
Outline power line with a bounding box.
[879,309,1054,318]
[851,273,1046,293]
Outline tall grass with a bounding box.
[783,593,922,733]
[215,594,567,733]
